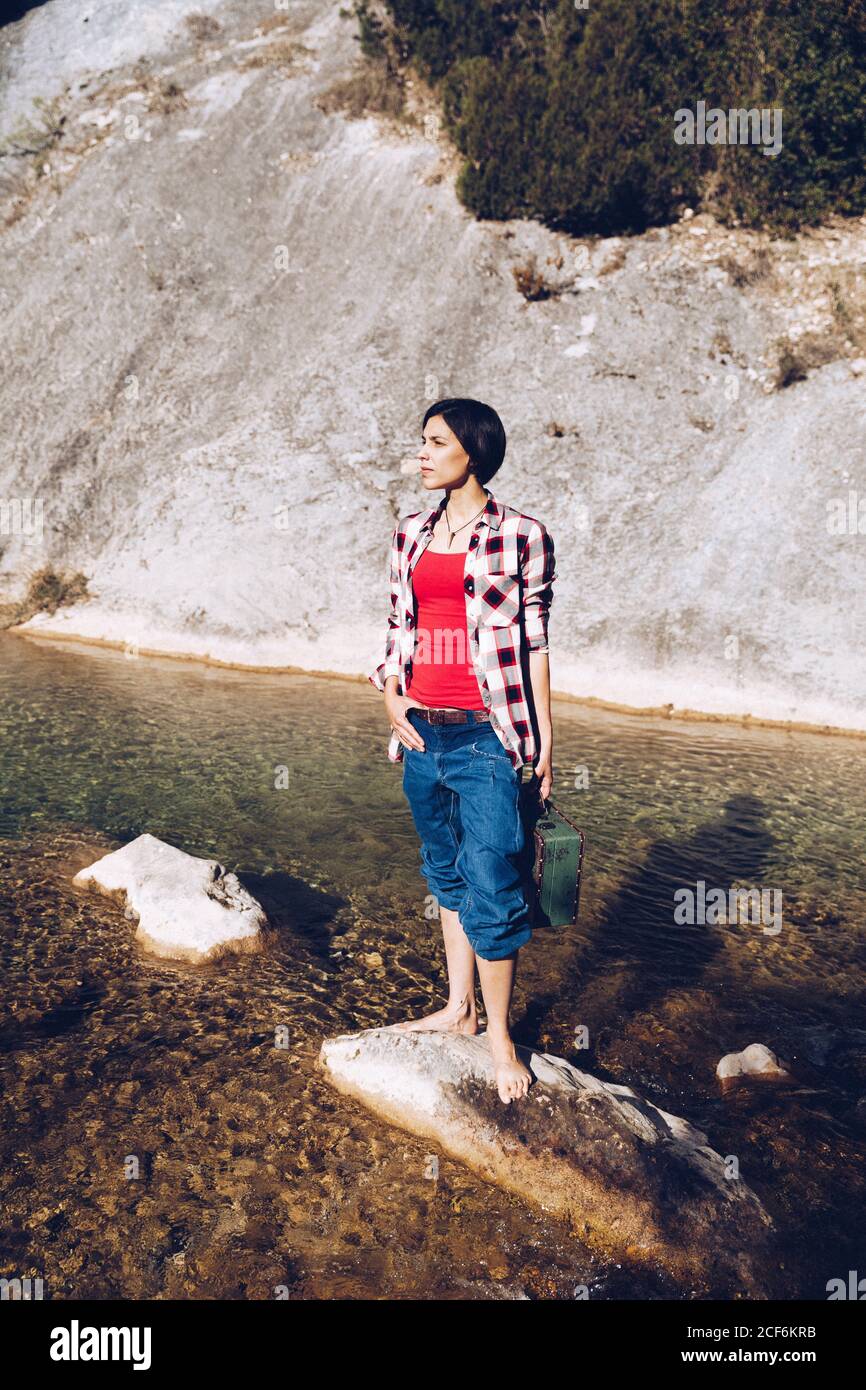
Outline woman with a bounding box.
[368,398,557,1103]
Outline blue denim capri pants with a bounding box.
[401,707,533,960]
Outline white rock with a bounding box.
[717,1042,790,1082]
[77,108,116,128]
[319,1027,776,1293]
[73,832,266,962]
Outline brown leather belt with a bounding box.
[410,706,491,725]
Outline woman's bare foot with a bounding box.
[485,1028,532,1102]
[386,991,479,1035]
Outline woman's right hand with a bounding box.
[385,689,427,751]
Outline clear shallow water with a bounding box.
[0,631,864,1299]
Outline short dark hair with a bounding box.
[421,398,506,486]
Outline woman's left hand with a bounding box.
[533,749,553,802]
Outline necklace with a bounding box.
[444,499,487,549]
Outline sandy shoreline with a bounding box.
[10,620,866,744]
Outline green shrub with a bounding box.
[444,53,550,221]
[357,0,866,235]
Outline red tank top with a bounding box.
[404,548,486,708]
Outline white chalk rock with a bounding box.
[319,1027,777,1295]
[717,1042,790,1082]
[73,832,266,962]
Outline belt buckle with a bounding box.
[431,707,459,724]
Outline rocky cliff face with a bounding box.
[1,0,864,731]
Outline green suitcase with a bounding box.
[518,768,586,928]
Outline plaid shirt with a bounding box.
[368,486,557,770]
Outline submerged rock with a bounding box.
[717,1042,791,1085]
[73,832,266,962]
[319,1027,779,1296]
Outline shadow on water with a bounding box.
[513,786,866,1300]
[236,870,348,961]
[516,794,777,1055]
[0,974,105,1051]
[580,792,775,1019]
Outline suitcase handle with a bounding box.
[520,765,550,817]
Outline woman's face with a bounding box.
[417,415,471,489]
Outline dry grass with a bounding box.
[718,245,773,287]
[0,566,90,630]
[184,12,222,42]
[773,332,841,389]
[240,40,315,74]
[512,255,555,301]
[828,271,866,352]
[0,98,70,229]
[3,191,34,230]
[598,245,627,275]
[317,61,406,119]
[710,330,734,358]
[0,97,66,162]
[146,81,189,115]
[255,13,298,38]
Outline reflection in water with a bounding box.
[0,632,864,1299]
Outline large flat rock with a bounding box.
[319,1027,780,1296]
[73,832,266,962]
